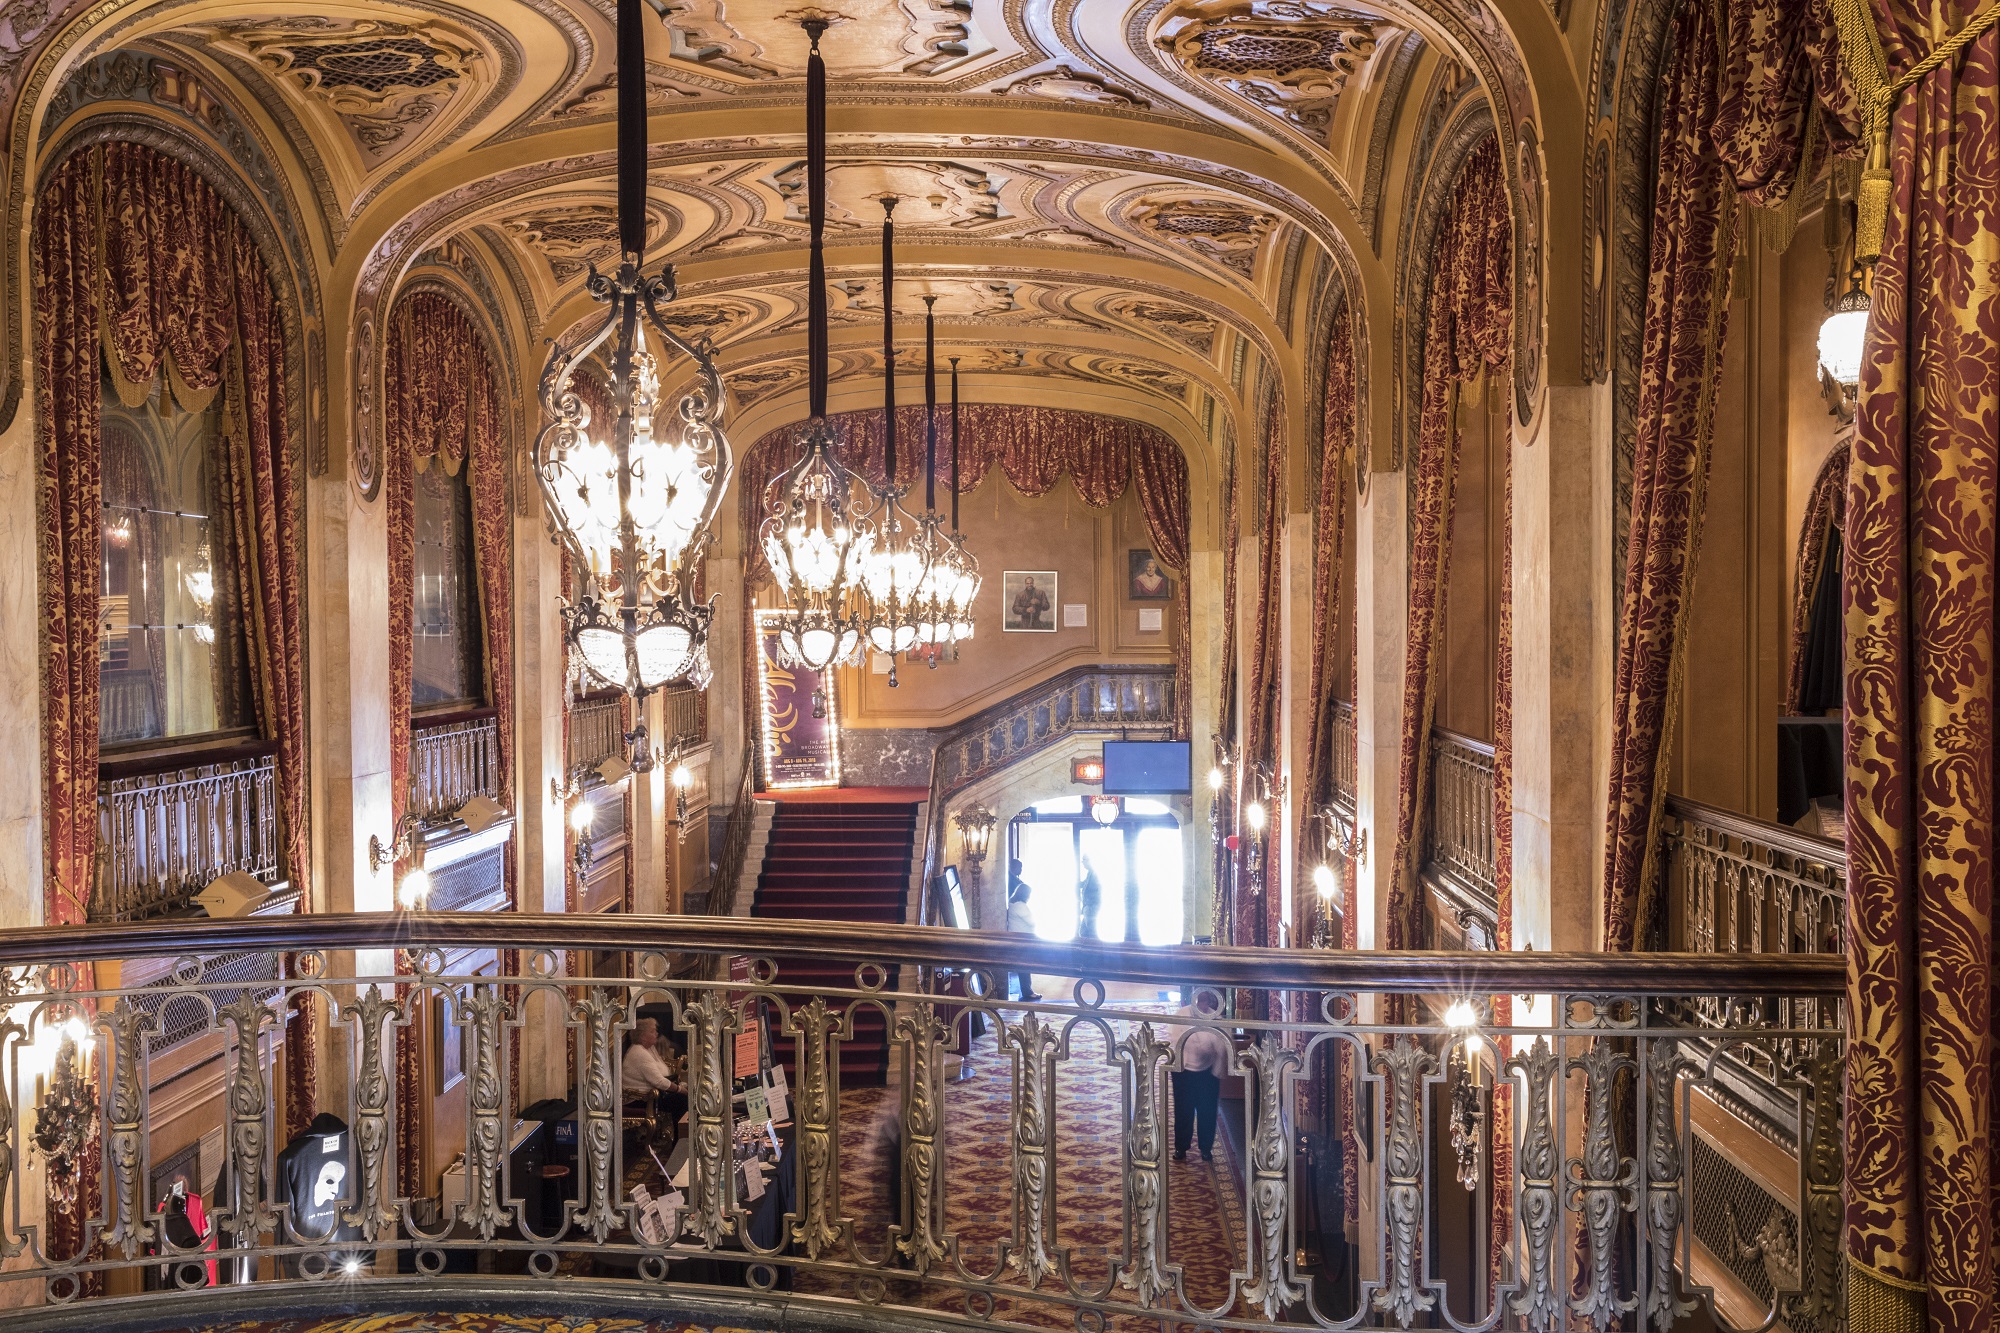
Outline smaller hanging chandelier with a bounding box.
[759,19,873,674]
[914,353,981,651]
[856,206,935,677]
[534,0,732,707]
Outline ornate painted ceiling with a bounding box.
[6,0,1572,473]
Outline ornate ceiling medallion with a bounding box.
[504,202,665,283]
[1130,196,1277,276]
[193,18,481,155]
[1155,1,1383,133]
[661,0,980,81]
[1001,65,1149,107]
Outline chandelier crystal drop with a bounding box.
[915,355,981,649]
[759,18,875,674]
[534,0,731,710]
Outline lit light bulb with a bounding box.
[1313,863,1337,899]
[1444,999,1476,1028]
[397,866,432,910]
[343,1258,362,1276]
[1244,801,1266,833]
[671,764,693,791]
[570,799,596,834]
[1818,308,1869,390]
[1207,766,1225,792]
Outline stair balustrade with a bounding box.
[94,748,283,921]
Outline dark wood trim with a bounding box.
[1664,793,1845,869]
[98,735,277,782]
[1429,726,1495,759]
[0,912,1848,994]
[412,704,500,730]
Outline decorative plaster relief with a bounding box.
[999,64,1147,107]
[1154,0,1382,132]
[1110,296,1217,353]
[551,63,696,118]
[767,159,1009,228]
[663,0,977,81]
[189,18,482,158]
[1129,195,1276,277]
[501,202,665,282]
[832,278,1019,316]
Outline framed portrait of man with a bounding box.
[1002,571,1058,632]
[1128,549,1172,600]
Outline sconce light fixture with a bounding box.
[954,806,997,865]
[1240,759,1284,896]
[368,812,430,910]
[33,1015,96,1208]
[1090,795,1122,827]
[1311,802,1366,948]
[670,751,695,841]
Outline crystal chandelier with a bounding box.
[759,19,874,674]
[856,205,934,678]
[914,352,981,651]
[533,0,731,705]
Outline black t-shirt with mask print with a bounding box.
[276,1112,362,1244]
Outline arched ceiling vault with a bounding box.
[3,0,1573,484]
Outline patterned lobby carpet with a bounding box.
[799,1003,1250,1332]
[198,1318,741,1333]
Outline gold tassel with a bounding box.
[1856,123,1893,264]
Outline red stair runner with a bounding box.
[752,797,919,1086]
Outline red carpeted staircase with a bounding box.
[752,796,920,1086]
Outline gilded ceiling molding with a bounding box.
[29,55,326,473]
[1357,29,1425,249]
[467,221,545,344]
[998,64,1149,106]
[1127,193,1278,279]
[39,109,317,482]
[498,197,674,284]
[1153,0,1385,133]
[549,61,696,119]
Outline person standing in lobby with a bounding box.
[1171,998,1232,1162]
[1005,859,1041,1002]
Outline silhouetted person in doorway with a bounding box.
[1005,861,1040,1002]
[1077,864,1105,943]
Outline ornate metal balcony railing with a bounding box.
[1662,795,1845,960]
[567,694,627,775]
[409,711,502,823]
[1329,699,1357,813]
[1423,729,1497,946]
[0,913,1842,1333]
[661,681,706,747]
[94,748,282,921]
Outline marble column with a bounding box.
[1509,384,1613,953]
[1276,509,1316,945]
[513,514,569,1107]
[1186,544,1225,941]
[1353,469,1407,953]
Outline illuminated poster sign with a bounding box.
[755,610,840,790]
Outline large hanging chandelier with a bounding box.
[759,19,874,674]
[533,0,731,704]
[914,352,981,651]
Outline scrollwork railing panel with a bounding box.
[0,916,1841,1333]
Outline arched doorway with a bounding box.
[1010,796,1183,946]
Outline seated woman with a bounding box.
[621,1017,688,1139]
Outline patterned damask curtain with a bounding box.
[1599,0,1854,953]
[1240,390,1286,964]
[742,404,1193,738]
[1385,137,1512,953]
[1298,300,1356,907]
[32,140,313,1251]
[382,290,514,1201]
[1842,5,1998,1329]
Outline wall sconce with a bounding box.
[1817,172,1871,418]
[368,812,431,910]
[1090,795,1122,826]
[1311,802,1366,949]
[1207,736,1235,847]
[32,1015,97,1209]
[670,747,694,843]
[1240,759,1283,896]
[553,767,597,875]
[954,806,997,865]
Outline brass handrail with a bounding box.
[1664,792,1845,868]
[0,910,1846,993]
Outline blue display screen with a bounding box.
[1101,741,1191,794]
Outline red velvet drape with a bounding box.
[1235,393,1287,976]
[1600,0,1852,952]
[382,290,513,1199]
[1842,5,1999,1328]
[743,404,1192,737]
[1385,139,1513,952]
[33,140,312,1249]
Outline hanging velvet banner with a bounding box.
[1385,138,1513,953]
[1842,5,1998,1329]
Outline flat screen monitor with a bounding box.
[1102,740,1191,795]
[932,866,972,929]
